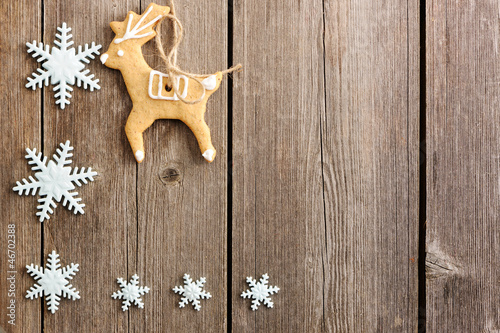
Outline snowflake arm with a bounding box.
[60,263,79,280]
[26,41,51,63]
[76,42,101,63]
[26,148,48,172]
[61,191,85,215]
[26,264,45,280]
[46,294,62,314]
[26,283,44,300]
[13,176,41,196]
[60,284,80,300]
[45,250,61,270]
[69,167,97,185]
[54,23,74,52]
[53,141,73,167]
[36,196,57,222]
[26,68,51,90]
[74,69,100,91]
[53,81,73,109]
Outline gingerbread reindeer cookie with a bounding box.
[101,3,237,163]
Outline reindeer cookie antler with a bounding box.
[100,3,230,163]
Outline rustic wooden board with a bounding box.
[232,0,420,331]
[232,1,419,332]
[0,1,42,332]
[129,0,228,331]
[322,0,421,331]
[40,0,136,331]
[426,0,500,331]
[3,0,499,331]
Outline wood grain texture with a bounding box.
[231,0,326,330]
[232,0,420,331]
[322,0,421,331]
[130,0,228,331]
[40,1,136,332]
[323,0,421,331]
[426,0,500,331]
[0,1,42,332]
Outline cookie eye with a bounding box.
[117,50,124,57]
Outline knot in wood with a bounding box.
[159,166,182,185]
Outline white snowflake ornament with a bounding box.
[241,273,280,311]
[26,22,101,109]
[173,274,212,311]
[26,251,80,314]
[13,140,97,222]
[112,274,150,311]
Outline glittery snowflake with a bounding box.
[241,273,280,311]
[26,22,101,109]
[173,274,212,311]
[13,140,97,222]
[112,274,150,311]
[26,251,80,314]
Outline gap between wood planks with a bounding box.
[227,0,234,331]
[418,0,427,331]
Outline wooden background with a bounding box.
[0,0,498,332]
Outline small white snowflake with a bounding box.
[241,273,280,311]
[26,250,80,314]
[112,274,150,311]
[173,274,212,311]
[26,22,101,109]
[13,140,97,222]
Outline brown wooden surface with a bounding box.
[0,0,498,332]
[232,0,420,331]
[426,0,500,332]
[321,0,421,331]
[0,1,42,332]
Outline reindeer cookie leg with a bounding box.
[125,108,156,163]
[184,117,216,162]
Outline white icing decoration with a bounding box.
[135,150,144,162]
[114,6,162,44]
[100,53,108,64]
[202,149,215,162]
[117,50,124,57]
[148,70,189,101]
[201,75,217,91]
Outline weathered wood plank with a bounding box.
[426,0,500,331]
[232,0,420,331]
[41,0,136,331]
[128,1,228,331]
[0,1,42,332]
[322,0,420,331]
[232,0,326,331]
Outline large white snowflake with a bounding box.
[26,251,80,314]
[26,22,101,109]
[112,274,150,311]
[173,274,212,311]
[241,273,280,311]
[13,140,97,222]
